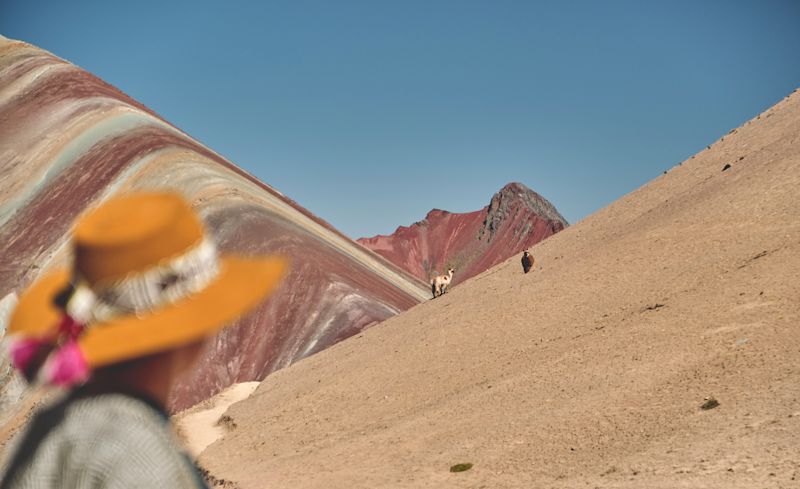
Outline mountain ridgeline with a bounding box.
[357,182,567,285]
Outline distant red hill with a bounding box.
[357,182,568,285]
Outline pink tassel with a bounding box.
[41,340,90,387]
[8,337,54,382]
[8,314,89,386]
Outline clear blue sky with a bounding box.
[2,1,799,238]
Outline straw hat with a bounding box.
[6,192,287,384]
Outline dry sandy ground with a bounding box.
[198,89,800,488]
[174,382,260,457]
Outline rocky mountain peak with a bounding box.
[481,182,567,242]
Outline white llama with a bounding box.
[430,268,455,299]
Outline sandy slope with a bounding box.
[174,382,261,457]
[200,89,800,488]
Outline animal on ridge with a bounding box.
[521,250,534,273]
[430,268,455,298]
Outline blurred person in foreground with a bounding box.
[0,192,287,488]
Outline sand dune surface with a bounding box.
[199,90,800,488]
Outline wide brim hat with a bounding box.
[7,192,287,372]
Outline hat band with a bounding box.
[67,238,221,324]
